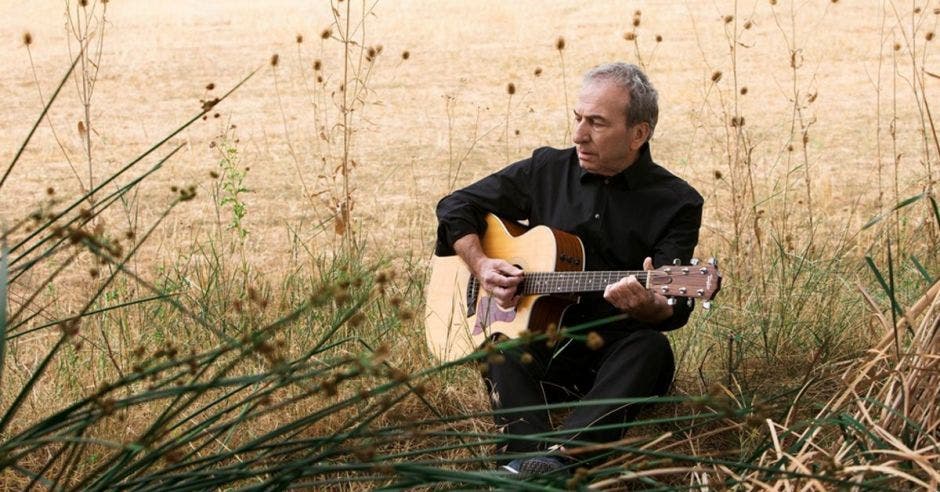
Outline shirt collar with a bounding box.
[577,142,653,189]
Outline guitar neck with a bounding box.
[519,270,650,295]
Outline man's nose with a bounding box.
[573,120,589,144]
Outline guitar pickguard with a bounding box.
[472,296,517,335]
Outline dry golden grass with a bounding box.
[1,0,939,488]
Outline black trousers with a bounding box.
[484,329,675,457]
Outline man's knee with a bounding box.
[630,329,672,358]
[632,329,675,394]
[604,329,674,394]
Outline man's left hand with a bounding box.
[603,257,673,323]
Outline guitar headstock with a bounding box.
[649,258,722,308]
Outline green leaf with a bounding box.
[865,256,903,316]
[861,193,925,230]
[911,255,933,284]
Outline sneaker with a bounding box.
[501,456,569,478]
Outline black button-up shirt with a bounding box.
[435,143,703,334]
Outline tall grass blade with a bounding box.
[865,257,903,317]
[861,193,925,230]
[10,146,181,271]
[0,243,7,393]
[0,51,81,192]
[910,255,932,284]
[930,195,940,229]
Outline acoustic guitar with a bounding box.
[425,214,721,362]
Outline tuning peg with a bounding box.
[672,258,681,265]
[690,258,700,266]
[666,297,677,306]
[707,258,718,267]
[702,300,712,310]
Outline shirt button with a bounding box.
[594,213,600,219]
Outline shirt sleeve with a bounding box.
[649,194,704,331]
[434,154,535,255]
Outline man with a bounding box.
[435,62,703,475]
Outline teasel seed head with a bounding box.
[401,50,410,60]
[79,0,88,7]
[656,34,663,42]
[23,32,32,46]
[206,82,215,90]
[740,86,748,95]
[520,352,534,364]
[296,34,303,43]
[633,17,641,27]
[711,70,723,83]
[506,82,516,95]
[388,367,408,382]
[209,170,219,179]
[586,331,604,350]
[744,20,753,29]
[555,36,565,51]
[270,53,279,66]
[534,67,542,76]
[713,170,723,179]
[624,32,636,41]
[313,59,322,71]
[321,28,332,39]
[46,186,55,195]
[927,31,935,41]
[320,378,338,397]
[913,6,920,13]
[723,15,733,24]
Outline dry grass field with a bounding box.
[1,0,939,489]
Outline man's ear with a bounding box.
[629,122,651,151]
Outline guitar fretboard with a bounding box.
[520,271,652,295]
[468,270,655,300]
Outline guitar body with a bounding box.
[425,214,585,362]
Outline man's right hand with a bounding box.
[473,258,524,309]
[453,233,524,309]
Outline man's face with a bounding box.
[573,80,649,176]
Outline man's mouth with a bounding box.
[578,150,595,161]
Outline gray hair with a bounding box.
[583,62,659,139]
